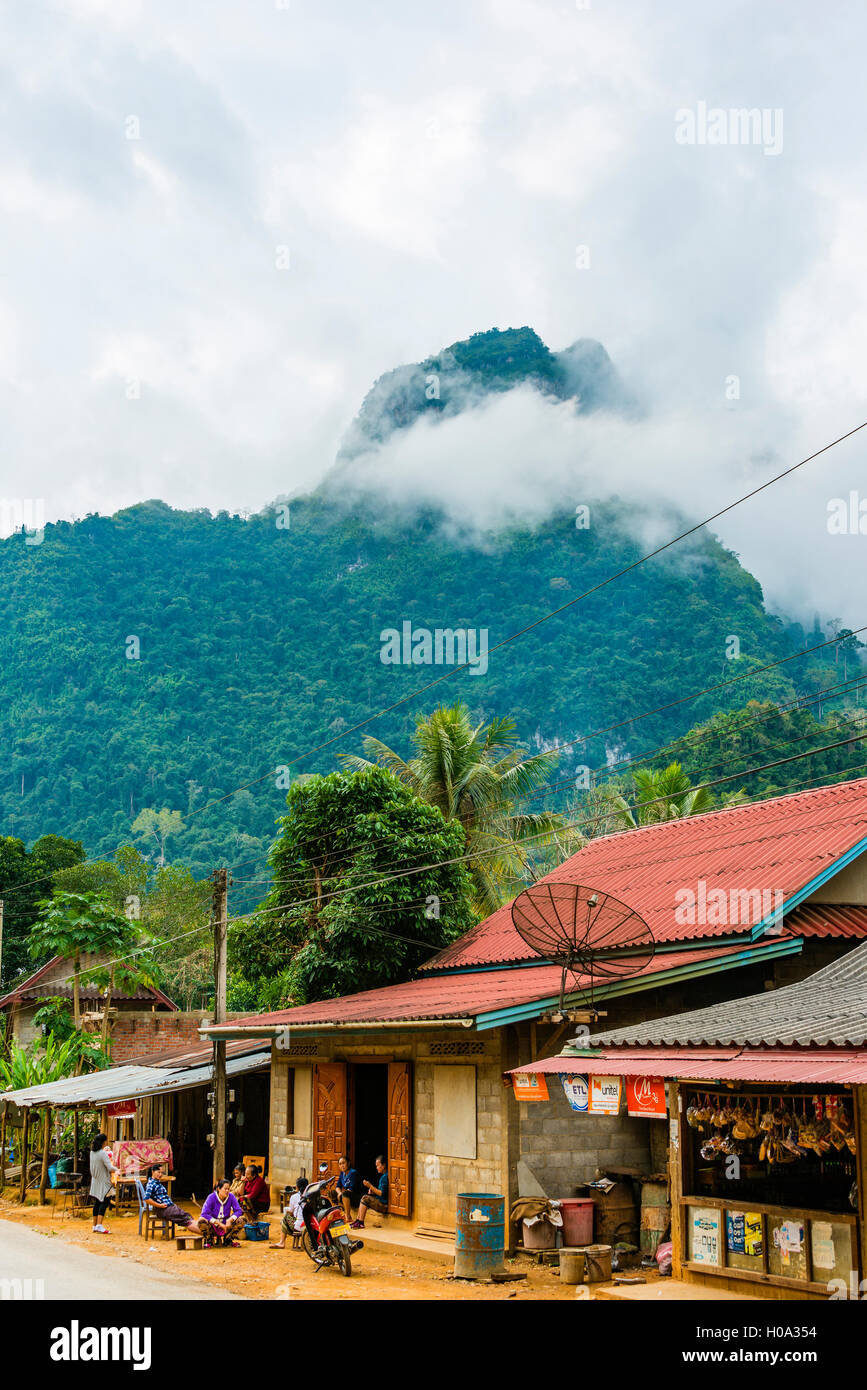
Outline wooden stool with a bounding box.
[292,1230,304,1250]
[175,1232,204,1252]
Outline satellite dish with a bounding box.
[511,881,655,1011]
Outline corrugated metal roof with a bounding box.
[0,953,178,1012]
[423,776,867,972]
[587,939,867,1048]
[783,903,867,938]
[205,940,793,1034]
[509,1047,867,1084]
[0,1042,270,1109]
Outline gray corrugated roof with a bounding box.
[0,1044,270,1109]
[586,941,867,1049]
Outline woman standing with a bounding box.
[89,1133,118,1235]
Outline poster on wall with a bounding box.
[691,1207,721,1265]
[625,1076,667,1119]
[559,1074,589,1112]
[589,1075,622,1114]
[512,1072,549,1102]
[726,1210,763,1256]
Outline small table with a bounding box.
[116,1173,175,1213]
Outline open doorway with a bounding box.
[350,1062,388,1190]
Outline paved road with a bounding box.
[0,1218,242,1300]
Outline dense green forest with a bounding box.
[0,325,863,988]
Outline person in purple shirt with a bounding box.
[199,1178,245,1247]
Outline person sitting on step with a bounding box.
[350,1155,389,1228]
[200,1179,245,1247]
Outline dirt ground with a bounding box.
[0,1190,631,1300]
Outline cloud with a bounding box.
[0,0,864,629]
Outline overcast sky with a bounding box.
[1,0,866,624]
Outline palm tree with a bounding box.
[604,761,713,830]
[340,704,569,914]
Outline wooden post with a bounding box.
[0,897,4,985]
[39,1106,51,1205]
[211,867,229,1185]
[18,1107,30,1202]
[73,1109,80,1178]
[0,1100,7,1192]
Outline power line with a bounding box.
[180,422,867,822]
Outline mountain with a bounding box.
[337,326,631,461]
[0,327,860,901]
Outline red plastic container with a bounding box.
[557,1198,594,1247]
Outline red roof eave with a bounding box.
[508,1047,867,1085]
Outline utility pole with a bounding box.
[0,898,4,989]
[211,867,230,1185]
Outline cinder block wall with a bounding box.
[517,1080,652,1195]
[268,1030,508,1230]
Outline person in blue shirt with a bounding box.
[333,1155,362,1221]
[143,1162,201,1233]
[350,1155,388,1228]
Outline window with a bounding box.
[432,1065,476,1159]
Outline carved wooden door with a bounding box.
[312,1062,346,1175]
[387,1061,412,1217]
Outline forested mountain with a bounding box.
[0,327,861,902]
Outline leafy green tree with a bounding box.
[27,892,137,1030]
[0,835,85,985]
[131,808,184,866]
[340,704,566,913]
[601,761,714,830]
[230,767,476,1004]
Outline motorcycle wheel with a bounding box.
[301,1230,318,1262]
[336,1242,352,1277]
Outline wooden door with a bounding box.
[387,1061,412,1217]
[313,1063,346,1175]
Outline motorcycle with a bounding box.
[299,1162,363,1277]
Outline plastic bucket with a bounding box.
[557,1197,594,1247]
[558,1247,585,1284]
[522,1217,556,1250]
[582,1243,612,1283]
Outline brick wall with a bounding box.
[110,1011,216,1061]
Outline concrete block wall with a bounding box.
[517,1081,652,1194]
[267,1030,508,1230]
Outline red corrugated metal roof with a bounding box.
[425,777,867,972]
[784,903,867,938]
[207,942,757,1031]
[510,1047,867,1084]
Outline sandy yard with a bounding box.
[0,1191,617,1300]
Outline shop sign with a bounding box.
[625,1076,667,1119]
[106,1100,137,1119]
[559,1073,589,1112]
[691,1207,721,1265]
[589,1074,622,1114]
[512,1072,549,1102]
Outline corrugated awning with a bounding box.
[0,1045,270,1109]
[508,1047,867,1085]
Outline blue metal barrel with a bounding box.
[454,1192,506,1279]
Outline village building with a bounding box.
[0,951,178,1050]
[201,778,867,1240]
[512,942,867,1299]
